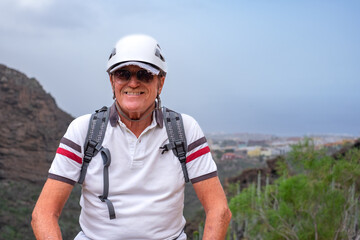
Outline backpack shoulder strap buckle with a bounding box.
[162,107,190,183]
[78,106,110,184]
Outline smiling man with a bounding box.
[31,34,231,240]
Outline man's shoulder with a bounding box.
[163,107,196,122]
[65,113,93,138]
[163,108,197,127]
[174,111,202,134]
[71,113,92,127]
[180,113,197,125]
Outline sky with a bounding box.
[0,0,359,136]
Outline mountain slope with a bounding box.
[0,64,73,183]
[0,64,78,239]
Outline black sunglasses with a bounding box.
[113,69,154,83]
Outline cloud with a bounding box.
[0,0,102,35]
[15,0,54,11]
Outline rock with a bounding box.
[0,64,74,183]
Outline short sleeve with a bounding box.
[182,114,217,184]
[48,114,91,184]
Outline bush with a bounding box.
[229,140,360,240]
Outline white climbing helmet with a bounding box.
[106,34,167,74]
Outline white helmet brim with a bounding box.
[109,61,160,75]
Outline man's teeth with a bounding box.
[125,92,142,95]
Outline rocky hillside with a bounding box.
[0,64,73,183]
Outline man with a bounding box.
[31,34,231,239]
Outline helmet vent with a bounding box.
[155,48,165,62]
[108,48,116,60]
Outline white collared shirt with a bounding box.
[49,104,217,240]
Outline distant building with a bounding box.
[221,152,236,161]
[260,148,272,157]
[220,152,245,161]
[247,147,261,157]
[271,146,292,155]
[234,149,247,157]
[209,142,221,150]
[237,141,247,148]
[248,140,267,147]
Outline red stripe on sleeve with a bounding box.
[56,148,82,164]
[186,146,210,163]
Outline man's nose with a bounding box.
[127,75,140,87]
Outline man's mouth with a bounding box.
[124,91,144,95]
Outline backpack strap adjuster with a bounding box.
[97,147,116,219]
[83,140,97,162]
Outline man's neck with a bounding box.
[116,102,155,138]
[120,114,153,138]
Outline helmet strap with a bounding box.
[156,94,161,110]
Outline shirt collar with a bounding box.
[109,101,164,128]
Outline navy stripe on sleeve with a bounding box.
[188,136,207,152]
[191,171,218,184]
[60,137,82,153]
[48,173,76,185]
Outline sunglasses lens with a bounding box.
[114,70,131,81]
[137,70,153,83]
[114,69,154,83]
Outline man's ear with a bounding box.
[109,74,116,99]
[157,75,165,95]
[109,74,114,85]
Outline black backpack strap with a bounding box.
[78,106,116,220]
[161,107,189,183]
[78,106,110,184]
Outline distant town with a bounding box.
[206,133,358,162]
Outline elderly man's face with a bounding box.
[110,65,165,119]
